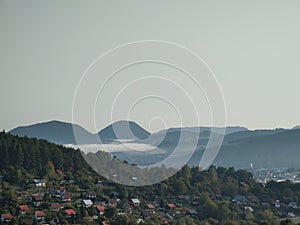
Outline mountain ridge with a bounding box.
[8,120,300,170]
[293,125,300,130]
[10,120,251,145]
[10,120,97,145]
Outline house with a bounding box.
[191,196,200,206]
[123,203,132,214]
[177,195,190,201]
[146,204,155,213]
[32,194,43,206]
[82,199,93,208]
[131,198,140,207]
[107,199,117,207]
[261,202,269,207]
[57,186,66,195]
[1,214,13,222]
[33,179,46,187]
[60,180,67,185]
[274,200,281,208]
[191,200,200,206]
[65,209,76,218]
[186,209,198,215]
[160,217,169,224]
[165,210,176,218]
[288,212,296,218]
[102,221,110,225]
[62,193,72,203]
[245,207,254,212]
[216,194,223,200]
[233,195,246,204]
[288,202,298,209]
[166,203,176,210]
[96,205,105,215]
[153,198,162,207]
[141,210,152,219]
[51,203,61,212]
[111,192,120,198]
[86,191,97,199]
[34,211,46,221]
[18,205,30,214]
[56,169,63,175]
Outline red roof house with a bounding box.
[34,211,46,220]
[167,203,176,209]
[32,194,43,206]
[1,213,13,222]
[56,169,63,175]
[62,193,72,203]
[147,203,155,209]
[65,209,76,217]
[18,205,30,214]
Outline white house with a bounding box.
[274,200,281,208]
[82,199,93,208]
[33,179,46,187]
[131,198,140,207]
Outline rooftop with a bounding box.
[35,211,46,217]
[1,213,13,219]
[19,205,30,211]
[65,209,76,215]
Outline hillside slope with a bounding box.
[10,120,97,145]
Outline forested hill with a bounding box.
[0,131,90,177]
[1,131,300,225]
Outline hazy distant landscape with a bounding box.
[2,1,300,224]
[10,120,300,170]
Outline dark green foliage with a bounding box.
[104,206,117,218]
[0,132,90,179]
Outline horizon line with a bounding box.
[5,118,299,134]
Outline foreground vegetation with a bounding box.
[0,131,300,225]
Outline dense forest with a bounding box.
[0,131,300,225]
[0,130,91,179]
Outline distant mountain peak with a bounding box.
[9,120,96,145]
[98,120,150,141]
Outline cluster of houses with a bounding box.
[1,169,299,224]
[0,178,202,225]
[2,188,299,224]
[253,168,300,184]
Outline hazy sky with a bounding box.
[1,0,300,132]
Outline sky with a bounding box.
[1,0,300,133]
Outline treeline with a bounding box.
[0,131,90,179]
